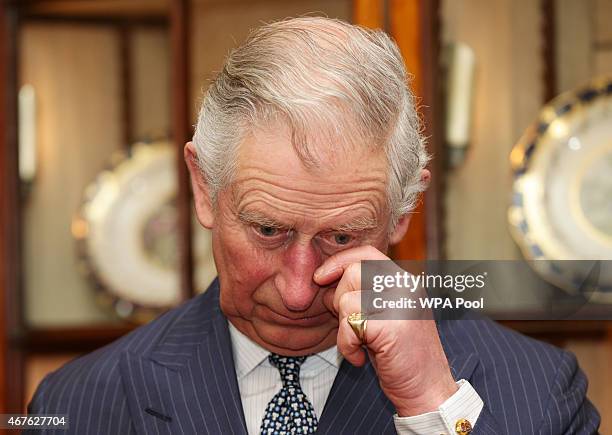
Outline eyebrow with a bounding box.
[238,210,378,232]
[331,216,379,232]
[237,210,288,228]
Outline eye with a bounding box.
[334,233,352,245]
[317,232,358,253]
[257,225,279,237]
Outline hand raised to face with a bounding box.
[314,245,458,417]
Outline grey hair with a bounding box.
[193,16,430,229]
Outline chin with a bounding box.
[252,320,338,355]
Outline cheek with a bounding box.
[212,221,278,313]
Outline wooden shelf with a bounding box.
[20,0,169,19]
[14,324,136,354]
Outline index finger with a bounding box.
[313,245,389,286]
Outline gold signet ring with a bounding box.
[347,312,367,343]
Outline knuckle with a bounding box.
[338,291,351,308]
[336,325,350,352]
[364,245,378,256]
[345,262,361,278]
[363,245,384,259]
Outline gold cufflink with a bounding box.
[455,418,472,435]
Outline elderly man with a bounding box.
[29,17,598,435]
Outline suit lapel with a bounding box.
[447,349,479,382]
[317,358,396,434]
[119,280,248,435]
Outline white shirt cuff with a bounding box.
[393,379,483,435]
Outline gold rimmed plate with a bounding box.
[509,77,612,302]
[73,140,217,322]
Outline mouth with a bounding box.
[261,307,334,327]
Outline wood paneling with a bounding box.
[556,0,592,94]
[119,25,132,148]
[0,0,9,414]
[354,0,441,260]
[391,0,443,260]
[353,0,443,260]
[20,325,134,353]
[419,0,444,260]
[171,0,194,301]
[595,0,612,44]
[352,0,384,29]
[131,26,169,141]
[388,0,427,260]
[1,0,24,416]
[595,49,612,75]
[21,0,168,19]
[542,0,557,102]
[389,0,423,95]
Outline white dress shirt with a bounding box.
[228,323,483,435]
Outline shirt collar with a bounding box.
[316,344,343,369]
[228,322,270,379]
[228,321,342,379]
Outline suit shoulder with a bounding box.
[440,316,567,369]
[439,318,588,428]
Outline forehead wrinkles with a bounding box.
[239,193,380,220]
[233,172,387,203]
[230,173,388,222]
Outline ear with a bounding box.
[388,169,431,245]
[184,141,214,229]
[389,214,412,245]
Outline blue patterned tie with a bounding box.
[259,354,318,435]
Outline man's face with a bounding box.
[190,123,396,355]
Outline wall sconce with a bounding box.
[19,84,37,183]
[445,42,475,168]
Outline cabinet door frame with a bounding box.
[1,0,24,414]
[353,0,444,260]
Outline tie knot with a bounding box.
[268,354,306,387]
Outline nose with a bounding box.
[275,240,322,312]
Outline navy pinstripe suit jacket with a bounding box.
[28,279,600,434]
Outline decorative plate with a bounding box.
[73,140,217,322]
[508,77,612,302]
